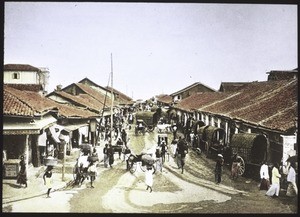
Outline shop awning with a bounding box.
[3,115,57,135]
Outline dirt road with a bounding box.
[69,129,297,213]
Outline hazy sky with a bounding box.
[4,2,297,100]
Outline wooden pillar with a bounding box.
[25,135,29,170]
[225,121,229,145]
[31,135,40,167]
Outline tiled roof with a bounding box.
[4,86,57,117]
[219,82,253,92]
[156,94,173,104]
[170,82,216,96]
[175,79,297,132]
[5,84,43,92]
[4,64,40,72]
[50,91,105,113]
[75,83,111,106]
[174,92,232,112]
[54,103,98,119]
[106,86,133,104]
[4,86,98,119]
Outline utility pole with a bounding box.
[110,53,114,146]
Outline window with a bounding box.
[12,72,20,79]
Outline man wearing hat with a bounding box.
[215,154,224,184]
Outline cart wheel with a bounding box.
[129,162,137,174]
[237,156,245,176]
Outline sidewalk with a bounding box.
[2,145,105,207]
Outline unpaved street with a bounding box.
[69,129,297,213]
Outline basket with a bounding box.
[88,156,99,162]
[44,157,58,166]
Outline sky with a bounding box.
[4,2,297,100]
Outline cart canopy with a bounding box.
[230,133,267,164]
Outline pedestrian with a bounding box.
[43,166,53,198]
[215,154,224,184]
[121,129,127,145]
[266,163,281,197]
[259,161,270,190]
[155,147,163,172]
[107,144,114,168]
[176,136,188,174]
[103,143,109,168]
[170,139,178,158]
[116,137,123,159]
[145,164,155,193]
[77,151,89,186]
[16,155,27,188]
[231,154,240,180]
[160,140,168,163]
[88,161,97,188]
[123,147,132,170]
[172,123,177,140]
[286,162,298,197]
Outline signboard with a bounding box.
[281,135,296,163]
[4,163,19,178]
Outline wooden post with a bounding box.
[25,134,29,171]
[61,140,66,181]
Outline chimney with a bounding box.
[56,84,62,91]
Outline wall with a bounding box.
[4,71,38,84]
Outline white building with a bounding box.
[3,64,50,93]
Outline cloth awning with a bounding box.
[3,115,57,135]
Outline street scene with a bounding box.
[2,2,298,214]
[2,122,298,213]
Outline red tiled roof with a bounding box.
[75,83,110,105]
[175,79,297,132]
[219,82,253,92]
[105,86,134,105]
[54,103,98,119]
[156,94,173,104]
[4,86,98,119]
[5,84,43,92]
[50,91,105,113]
[170,82,216,96]
[174,92,232,112]
[4,86,57,117]
[4,64,40,72]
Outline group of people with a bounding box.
[260,160,297,198]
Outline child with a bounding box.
[145,164,155,193]
[43,166,53,198]
[88,161,97,188]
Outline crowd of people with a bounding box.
[260,160,298,198]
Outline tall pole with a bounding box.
[110,53,114,146]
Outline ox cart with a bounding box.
[134,111,156,135]
[196,125,226,158]
[228,133,268,179]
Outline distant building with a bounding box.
[170,82,216,102]
[3,64,50,94]
[267,68,298,81]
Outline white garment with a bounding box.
[171,143,177,157]
[260,164,269,179]
[78,155,89,168]
[266,183,280,197]
[145,168,154,187]
[287,166,296,183]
